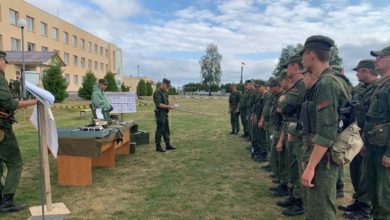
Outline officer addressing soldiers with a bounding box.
[364,46,390,220]
[299,35,351,220]
[228,84,241,135]
[0,51,38,212]
[153,78,176,153]
[339,59,379,219]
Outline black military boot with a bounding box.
[336,187,345,198]
[235,129,240,135]
[229,130,235,134]
[156,144,165,152]
[0,194,27,212]
[271,184,289,197]
[277,188,295,207]
[343,210,371,220]
[338,200,370,213]
[281,199,304,216]
[166,144,176,150]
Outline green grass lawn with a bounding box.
[1,97,353,219]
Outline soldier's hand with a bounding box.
[382,155,390,168]
[288,134,295,142]
[360,146,367,157]
[276,107,282,113]
[276,142,283,152]
[301,167,315,188]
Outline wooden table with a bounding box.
[57,128,130,186]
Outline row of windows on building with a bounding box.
[65,74,84,86]
[9,8,112,58]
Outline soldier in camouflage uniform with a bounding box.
[0,51,38,213]
[228,84,241,134]
[339,59,379,219]
[246,81,257,142]
[276,55,306,216]
[259,79,273,172]
[251,80,268,162]
[364,46,390,220]
[268,77,289,197]
[300,36,351,220]
[153,79,176,153]
[238,80,251,138]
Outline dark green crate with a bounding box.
[130,130,149,146]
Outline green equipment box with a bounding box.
[131,130,149,145]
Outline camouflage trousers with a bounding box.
[270,129,288,184]
[240,113,248,135]
[230,111,240,132]
[0,127,23,194]
[366,149,390,220]
[154,111,170,146]
[349,153,370,204]
[287,137,302,200]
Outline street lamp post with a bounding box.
[17,18,27,100]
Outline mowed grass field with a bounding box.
[2,97,353,220]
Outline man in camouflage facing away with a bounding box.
[228,84,241,135]
[153,79,176,153]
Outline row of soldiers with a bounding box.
[228,35,390,220]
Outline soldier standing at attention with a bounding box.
[277,55,306,217]
[259,78,272,171]
[246,80,257,142]
[228,84,241,135]
[268,77,289,197]
[153,79,176,153]
[339,59,378,219]
[299,35,350,220]
[0,51,38,213]
[251,80,268,162]
[238,80,250,138]
[364,46,390,220]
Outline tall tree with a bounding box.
[104,72,119,92]
[78,70,97,100]
[274,43,303,77]
[330,45,343,66]
[199,43,222,96]
[42,61,68,102]
[137,79,147,97]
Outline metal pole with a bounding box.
[21,26,26,100]
[36,104,46,220]
[240,65,243,84]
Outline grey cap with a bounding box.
[0,51,8,63]
[162,78,171,85]
[352,59,376,71]
[370,45,390,57]
[98,78,108,85]
[299,35,335,55]
[281,55,302,68]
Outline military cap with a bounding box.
[255,80,267,87]
[299,35,335,55]
[281,55,302,68]
[268,78,280,87]
[162,78,171,85]
[245,79,254,84]
[352,59,376,71]
[98,78,108,85]
[0,51,8,63]
[370,45,390,57]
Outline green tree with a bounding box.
[274,43,303,77]
[168,86,177,95]
[137,79,147,96]
[330,45,343,66]
[199,43,222,96]
[42,61,68,102]
[146,81,153,96]
[120,82,130,92]
[78,70,97,100]
[104,72,119,92]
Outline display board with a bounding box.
[105,92,137,113]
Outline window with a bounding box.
[100,47,103,56]
[63,32,69,44]
[94,61,98,70]
[63,53,69,65]
[41,46,48,52]
[100,63,104,71]
[105,49,108,58]
[112,50,116,65]
[27,42,35,51]
[0,35,3,51]
[53,49,59,54]
[11,38,20,51]
[65,74,70,83]
[80,39,85,50]
[72,35,77,47]
[26,16,34,32]
[81,57,85,68]
[40,22,48,36]
[88,59,92,69]
[94,44,98,54]
[88,41,92,53]
[9,9,18,25]
[52,27,59,41]
[73,55,78,66]
[106,64,109,72]
[73,75,78,85]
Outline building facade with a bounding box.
[0,0,123,91]
[122,76,157,94]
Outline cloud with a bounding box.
[24,0,390,87]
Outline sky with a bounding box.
[25,0,390,86]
